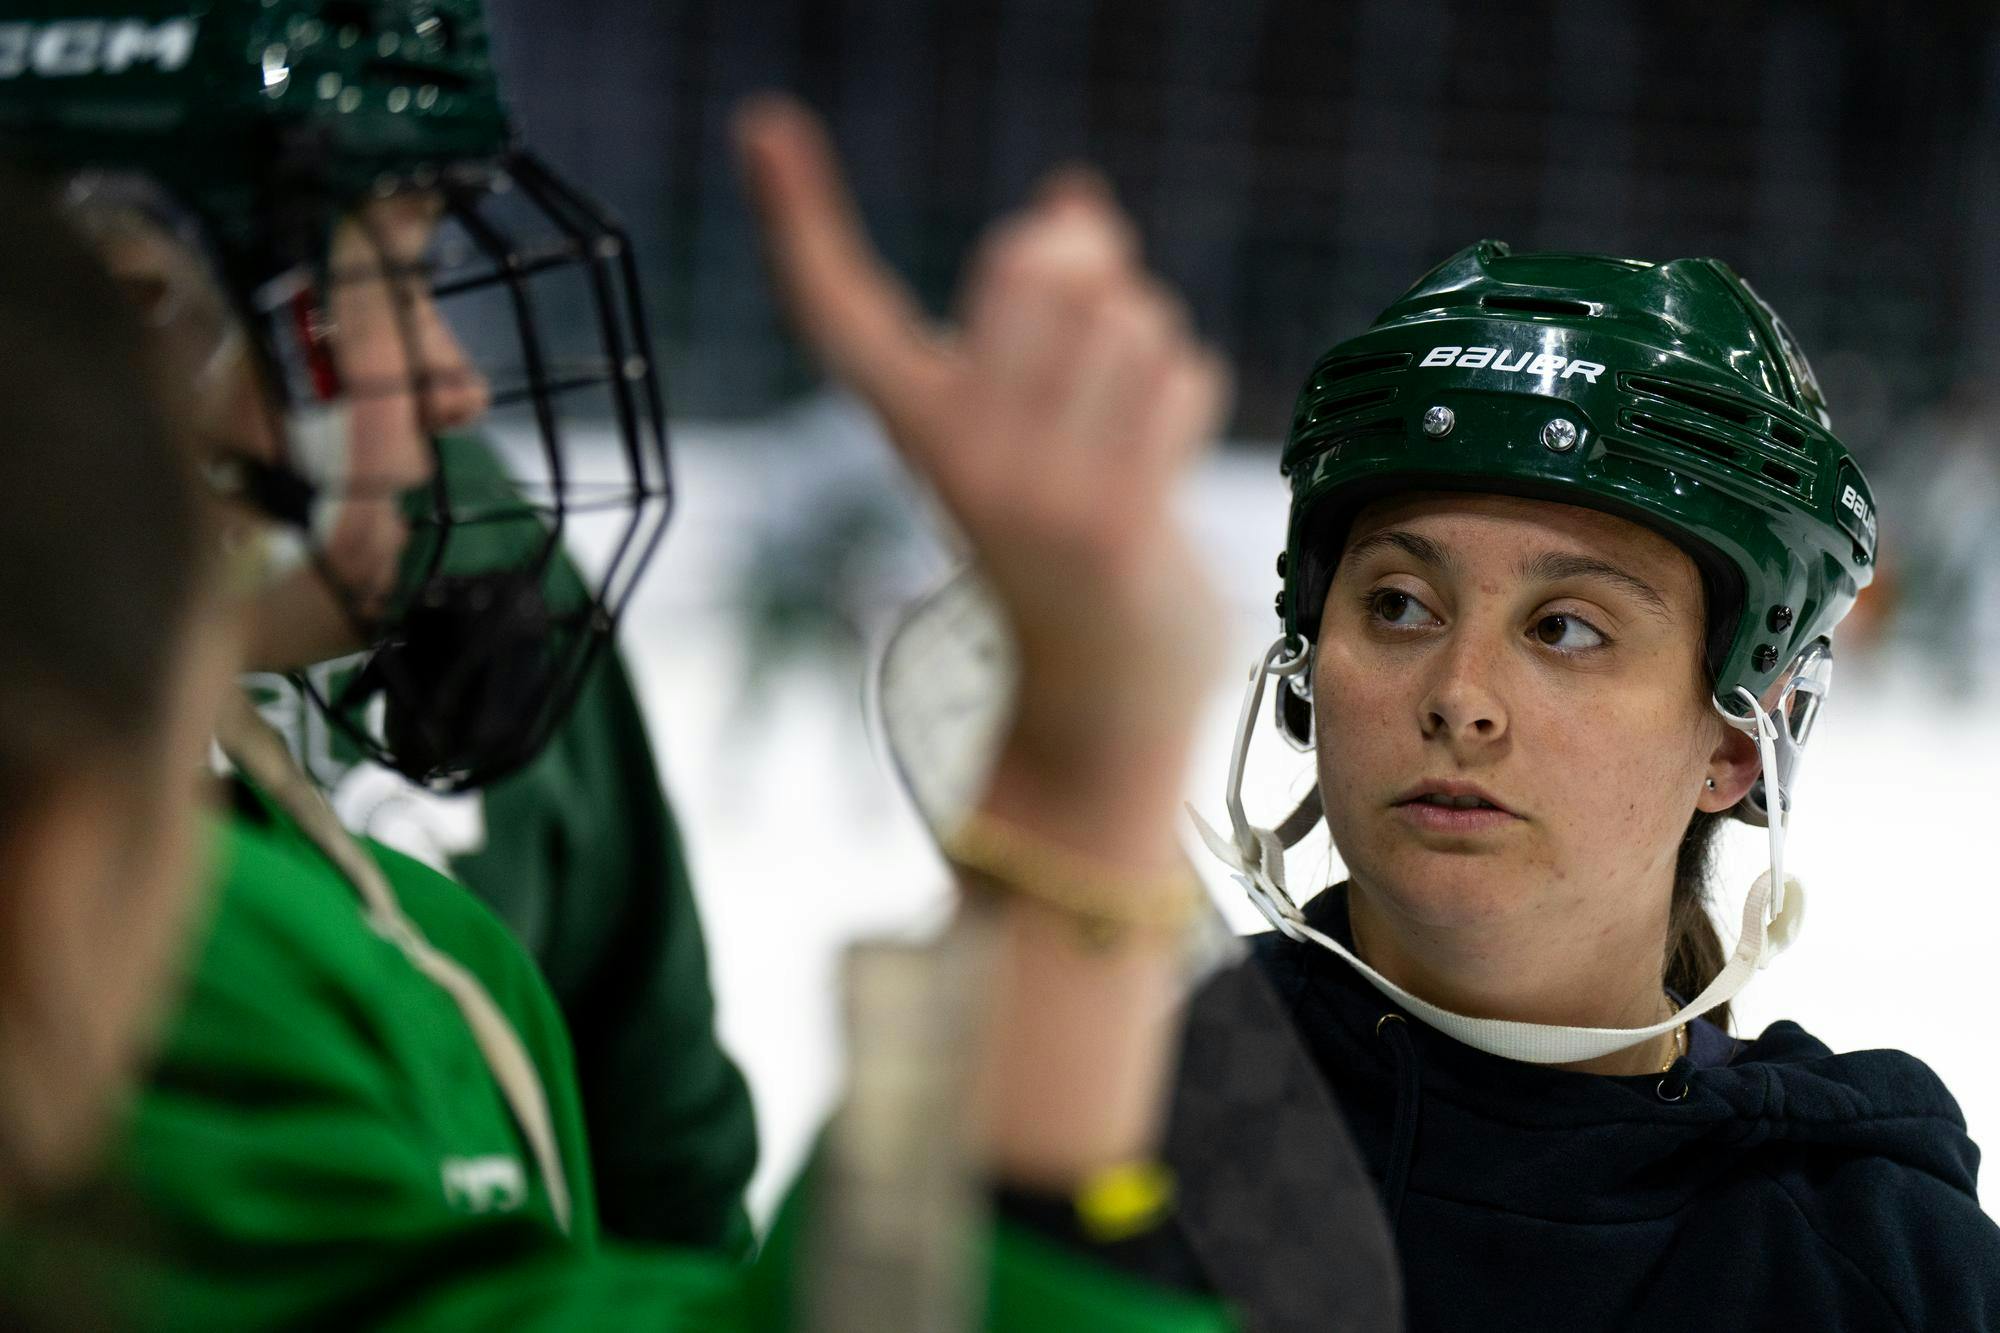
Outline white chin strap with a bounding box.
[1189,637,1808,1065]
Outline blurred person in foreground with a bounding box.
[7,0,758,1253]
[0,5,1273,1327]
[1186,242,2000,1330]
[0,176,237,1325]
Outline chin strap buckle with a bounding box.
[1186,637,1320,943]
[1760,871,1807,966]
[1188,803,1307,942]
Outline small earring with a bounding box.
[1705,777,1717,791]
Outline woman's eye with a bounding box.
[1367,589,1434,628]
[1531,613,1606,651]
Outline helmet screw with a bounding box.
[1274,591,1288,618]
[1752,644,1780,672]
[1421,405,1455,438]
[1767,605,1794,633]
[1275,551,1289,577]
[1541,418,1581,453]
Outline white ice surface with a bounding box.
[526,407,2000,1225]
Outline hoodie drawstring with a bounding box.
[1375,1013,1422,1225]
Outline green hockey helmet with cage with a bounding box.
[1273,240,1877,820]
[0,0,513,282]
[0,0,672,791]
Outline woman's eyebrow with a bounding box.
[1520,550,1671,617]
[1343,529,1456,573]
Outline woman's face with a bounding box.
[102,193,490,670]
[1313,491,1742,937]
[197,192,490,668]
[243,193,490,668]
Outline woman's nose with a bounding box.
[1418,633,1509,745]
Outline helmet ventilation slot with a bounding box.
[1622,374,1761,426]
[1284,415,1400,474]
[1302,385,1397,425]
[1759,460,1804,492]
[1309,351,1411,390]
[1325,416,1403,460]
[1620,412,1812,500]
[1622,410,1742,464]
[1479,294,1601,318]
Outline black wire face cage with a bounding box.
[253,149,672,792]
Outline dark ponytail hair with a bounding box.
[1666,809,1730,1033]
[1664,565,1737,1033]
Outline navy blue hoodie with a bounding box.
[1234,885,2000,1332]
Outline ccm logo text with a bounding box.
[0,19,197,78]
[1422,345,1606,383]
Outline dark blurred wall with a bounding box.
[487,0,2000,459]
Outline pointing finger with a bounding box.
[733,94,949,414]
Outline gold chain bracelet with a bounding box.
[942,811,1205,951]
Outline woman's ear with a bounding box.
[1697,714,1761,813]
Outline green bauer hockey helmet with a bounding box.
[0,0,671,792]
[1271,239,1877,821]
[1191,242,1878,1063]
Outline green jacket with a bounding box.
[248,433,756,1254]
[51,785,1230,1330]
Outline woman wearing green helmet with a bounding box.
[0,1,1268,1323]
[0,53,1271,1327]
[1187,240,2000,1329]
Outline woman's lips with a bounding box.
[1392,800,1522,834]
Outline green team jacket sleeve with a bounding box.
[81,799,1232,1332]
[452,618,758,1257]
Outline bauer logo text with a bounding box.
[1840,484,1876,539]
[1421,345,1606,383]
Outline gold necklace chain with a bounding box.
[1659,993,1689,1074]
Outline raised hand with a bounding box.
[734,97,1229,793]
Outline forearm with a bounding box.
[737,87,1225,1211]
[972,728,1196,1191]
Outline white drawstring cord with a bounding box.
[218,692,574,1233]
